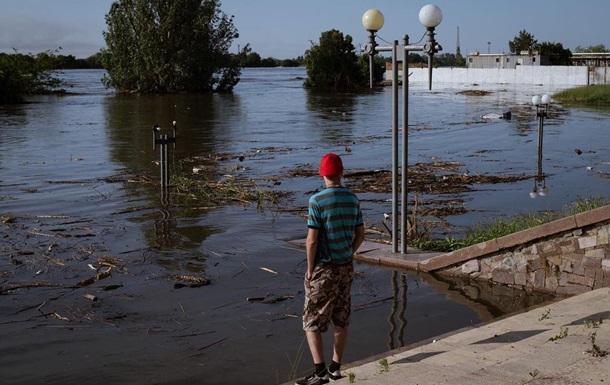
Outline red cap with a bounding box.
[319,153,343,177]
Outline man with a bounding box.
[296,153,365,385]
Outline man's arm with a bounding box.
[305,227,319,280]
[352,225,365,255]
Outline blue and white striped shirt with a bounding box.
[307,186,364,265]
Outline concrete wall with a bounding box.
[405,66,590,88]
[389,66,609,90]
[428,205,610,296]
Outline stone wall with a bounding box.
[432,206,610,296]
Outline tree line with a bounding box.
[1,0,608,104]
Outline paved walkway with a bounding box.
[288,240,610,384]
[333,287,610,384]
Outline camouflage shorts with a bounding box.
[303,263,354,333]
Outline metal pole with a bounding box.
[537,107,544,159]
[160,135,166,198]
[391,40,399,253]
[164,135,170,195]
[401,35,409,254]
[368,30,377,89]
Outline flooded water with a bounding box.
[0,68,608,385]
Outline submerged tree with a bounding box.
[101,0,246,93]
[305,29,379,91]
[0,49,63,104]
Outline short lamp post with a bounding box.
[362,5,443,254]
[530,94,551,198]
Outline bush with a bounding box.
[0,50,63,104]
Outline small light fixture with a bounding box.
[418,4,443,28]
[362,9,384,32]
[532,94,551,106]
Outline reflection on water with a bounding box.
[381,270,554,352]
[0,68,608,385]
[387,271,408,349]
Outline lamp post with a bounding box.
[530,94,551,199]
[362,5,443,254]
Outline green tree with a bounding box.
[243,52,262,67]
[260,57,280,67]
[0,49,63,104]
[304,29,365,91]
[509,30,537,54]
[281,58,301,67]
[574,44,609,53]
[357,54,385,84]
[101,0,246,93]
[535,42,572,65]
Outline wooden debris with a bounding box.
[173,275,210,288]
[51,312,70,322]
[76,268,112,288]
[83,293,98,301]
[259,267,278,275]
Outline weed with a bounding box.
[584,318,603,329]
[378,358,390,373]
[414,196,609,252]
[285,336,307,381]
[538,309,551,321]
[348,372,356,383]
[548,327,569,342]
[586,332,608,357]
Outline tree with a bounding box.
[509,30,537,54]
[101,0,246,93]
[535,42,572,65]
[243,52,262,67]
[0,49,63,104]
[304,29,366,91]
[574,44,609,53]
[357,54,385,84]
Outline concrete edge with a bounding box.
[420,204,610,273]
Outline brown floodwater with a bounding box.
[1,68,608,384]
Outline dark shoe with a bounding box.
[295,372,329,385]
[328,369,342,381]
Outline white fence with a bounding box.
[397,66,606,92]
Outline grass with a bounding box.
[413,196,609,252]
[378,358,390,373]
[553,84,610,105]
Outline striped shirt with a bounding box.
[307,186,364,265]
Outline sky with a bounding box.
[1,0,608,59]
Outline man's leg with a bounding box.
[306,330,325,364]
[332,325,348,363]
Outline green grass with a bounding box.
[553,84,610,105]
[413,196,610,252]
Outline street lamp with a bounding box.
[362,5,443,254]
[530,94,551,199]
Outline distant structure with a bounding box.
[456,26,461,56]
[466,51,549,69]
[571,52,610,67]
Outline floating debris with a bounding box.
[259,267,278,275]
[173,275,210,288]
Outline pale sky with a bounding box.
[0,0,608,59]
